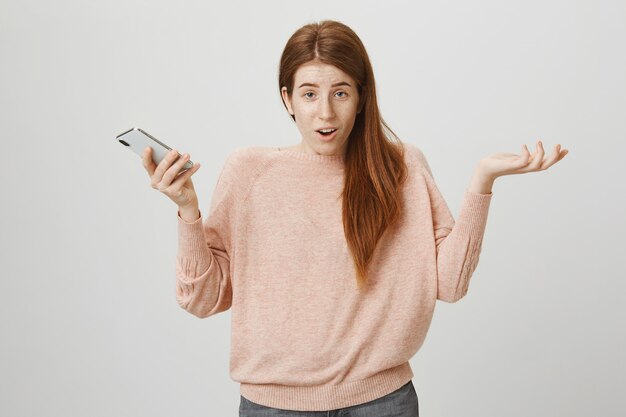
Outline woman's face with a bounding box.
[281,62,361,156]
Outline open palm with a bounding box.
[480,140,569,179]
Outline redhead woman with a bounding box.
[141,20,567,417]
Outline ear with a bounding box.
[357,86,366,114]
[281,86,294,116]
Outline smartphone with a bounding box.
[116,127,194,174]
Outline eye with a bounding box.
[336,91,347,98]
[304,92,315,99]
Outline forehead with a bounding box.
[294,62,354,86]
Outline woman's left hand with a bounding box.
[479,140,569,180]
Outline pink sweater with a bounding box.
[175,142,493,411]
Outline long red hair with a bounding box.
[278,20,408,290]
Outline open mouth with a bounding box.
[317,128,338,139]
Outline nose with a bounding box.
[318,96,336,120]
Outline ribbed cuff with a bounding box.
[455,190,493,237]
[177,210,212,279]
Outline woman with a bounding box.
[141,20,567,417]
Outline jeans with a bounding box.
[239,380,419,417]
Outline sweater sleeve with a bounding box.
[174,150,239,318]
[416,151,493,303]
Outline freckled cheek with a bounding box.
[301,109,321,126]
[337,108,357,121]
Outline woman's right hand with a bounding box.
[142,147,202,209]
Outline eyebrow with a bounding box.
[298,81,352,88]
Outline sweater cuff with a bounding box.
[177,210,212,276]
[455,190,493,237]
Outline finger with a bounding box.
[153,149,181,184]
[162,152,192,187]
[541,144,561,170]
[521,144,532,166]
[170,162,201,190]
[530,140,545,169]
[142,147,157,176]
[554,149,569,163]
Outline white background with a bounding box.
[1,0,624,416]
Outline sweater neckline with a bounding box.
[275,146,345,166]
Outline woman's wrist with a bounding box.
[468,166,496,194]
[178,204,200,223]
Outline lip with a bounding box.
[316,126,338,131]
[316,128,339,142]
